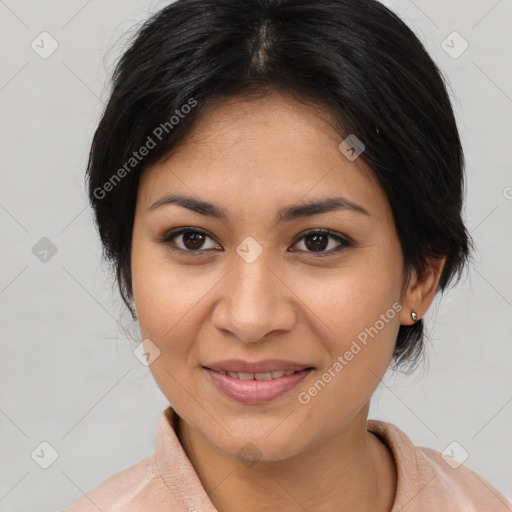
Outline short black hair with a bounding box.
[86,0,473,373]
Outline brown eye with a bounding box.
[291,229,351,255]
[161,228,221,254]
[160,227,351,257]
[180,231,208,250]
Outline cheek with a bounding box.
[288,260,401,404]
[131,243,219,354]
[292,259,401,341]
[131,247,210,402]
[292,270,400,428]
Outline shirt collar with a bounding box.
[367,419,423,511]
[155,406,218,511]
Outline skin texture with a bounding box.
[131,91,445,512]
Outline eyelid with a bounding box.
[289,228,353,256]
[292,228,352,247]
[159,226,353,255]
[159,227,220,254]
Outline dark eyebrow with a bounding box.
[147,193,370,221]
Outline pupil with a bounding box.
[305,234,328,252]
[184,232,204,250]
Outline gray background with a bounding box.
[1,0,511,510]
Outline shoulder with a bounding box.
[368,419,512,512]
[61,407,214,512]
[62,454,170,512]
[416,445,511,511]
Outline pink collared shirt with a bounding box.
[63,406,512,511]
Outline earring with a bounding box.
[411,311,418,322]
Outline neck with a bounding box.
[176,405,396,512]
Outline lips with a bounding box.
[202,359,314,404]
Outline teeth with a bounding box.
[218,369,305,379]
[254,372,272,380]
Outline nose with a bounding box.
[211,248,297,343]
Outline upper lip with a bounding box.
[203,359,314,373]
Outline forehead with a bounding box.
[137,91,388,220]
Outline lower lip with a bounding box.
[204,367,313,404]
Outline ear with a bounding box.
[400,256,446,325]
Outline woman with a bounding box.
[64,0,511,510]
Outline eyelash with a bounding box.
[159,227,353,257]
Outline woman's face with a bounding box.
[131,91,414,461]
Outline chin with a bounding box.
[210,421,309,463]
